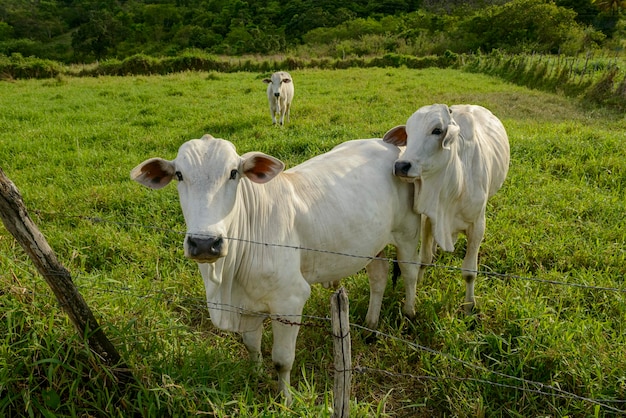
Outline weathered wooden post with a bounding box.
[0,168,134,385]
[331,287,351,418]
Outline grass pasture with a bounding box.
[1,68,625,417]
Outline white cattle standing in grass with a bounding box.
[263,71,294,125]
[131,135,420,402]
[383,104,510,314]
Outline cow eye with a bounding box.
[175,171,183,181]
[432,128,443,135]
[229,169,238,180]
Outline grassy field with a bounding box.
[1,67,625,417]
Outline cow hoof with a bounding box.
[463,310,482,331]
[364,330,379,344]
[403,309,416,321]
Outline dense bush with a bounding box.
[463,51,626,109]
[0,54,61,79]
[2,48,624,111]
[453,0,594,54]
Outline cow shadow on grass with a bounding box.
[153,293,279,402]
[346,254,484,348]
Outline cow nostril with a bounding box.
[274,93,280,97]
[394,161,412,176]
[186,235,224,259]
[211,237,223,253]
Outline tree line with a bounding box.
[0,0,623,63]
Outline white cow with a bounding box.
[131,135,420,401]
[263,71,294,125]
[383,104,510,315]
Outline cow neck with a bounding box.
[414,150,464,252]
[228,175,296,279]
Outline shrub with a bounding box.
[0,53,62,79]
[119,54,162,75]
[584,66,626,109]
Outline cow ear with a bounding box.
[282,78,292,83]
[442,122,460,150]
[263,78,271,84]
[240,152,285,184]
[130,158,175,190]
[383,125,408,147]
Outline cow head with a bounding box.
[131,134,284,263]
[263,71,292,98]
[383,104,459,181]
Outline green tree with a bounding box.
[0,0,66,41]
[557,0,600,25]
[0,22,14,41]
[594,0,626,14]
[455,0,600,54]
[71,9,124,60]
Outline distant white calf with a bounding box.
[263,71,294,125]
[131,135,420,402]
[384,104,510,314]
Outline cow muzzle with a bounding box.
[185,234,226,262]
[274,92,280,97]
[393,160,421,181]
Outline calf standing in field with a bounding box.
[263,71,294,125]
[383,104,510,315]
[131,135,420,402]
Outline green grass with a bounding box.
[1,68,625,417]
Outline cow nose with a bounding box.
[394,161,412,177]
[274,92,280,97]
[187,235,224,260]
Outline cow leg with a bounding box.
[271,314,302,404]
[418,216,435,287]
[270,102,277,125]
[462,217,485,315]
[241,316,265,369]
[270,286,310,404]
[364,253,389,329]
[278,102,285,125]
[396,242,420,320]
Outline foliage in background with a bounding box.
[0,68,625,417]
[0,0,622,62]
[463,51,626,110]
[3,49,625,111]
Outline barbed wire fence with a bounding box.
[50,279,626,414]
[50,212,626,294]
[6,274,626,414]
[3,211,626,414]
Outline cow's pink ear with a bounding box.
[383,125,407,146]
[442,122,460,150]
[130,158,175,190]
[240,152,285,184]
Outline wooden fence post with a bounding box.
[331,287,351,418]
[0,168,134,386]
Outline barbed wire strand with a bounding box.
[3,271,625,413]
[79,281,626,411]
[349,324,626,413]
[4,211,623,412]
[79,282,626,412]
[354,367,626,410]
[33,212,626,294]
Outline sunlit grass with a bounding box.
[1,68,625,416]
